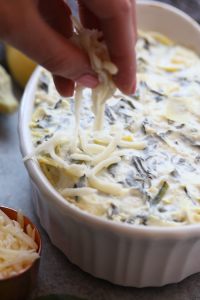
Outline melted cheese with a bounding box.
[70,16,118,133]
[89,156,122,195]
[92,132,123,165]
[61,187,97,197]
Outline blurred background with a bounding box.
[155,0,200,23]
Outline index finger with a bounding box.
[78,0,137,95]
[37,0,74,96]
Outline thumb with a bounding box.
[0,0,99,90]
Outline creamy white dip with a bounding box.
[29,31,200,227]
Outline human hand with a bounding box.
[78,0,137,95]
[0,0,137,96]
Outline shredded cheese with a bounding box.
[49,146,85,177]
[0,210,13,226]
[109,150,126,157]
[17,209,24,230]
[26,224,33,238]
[88,156,122,195]
[1,225,38,250]
[23,132,69,161]
[70,15,118,132]
[61,187,97,197]
[79,127,106,155]
[71,84,84,154]
[93,132,147,150]
[92,132,123,165]
[70,153,92,161]
[0,252,38,273]
[0,209,39,279]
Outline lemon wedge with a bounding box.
[5,44,37,88]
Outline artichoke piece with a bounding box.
[38,156,78,192]
[54,99,70,110]
[0,65,18,114]
[32,107,46,122]
[122,135,133,142]
[40,164,60,187]
[157,63,182,72]
[38,156,77,177]
[62,99,70,110]
[148,32,174,45]
[93,139,108,146]
[165,97,190,123]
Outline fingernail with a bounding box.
[75,74,99,88]
[132,78,137,94]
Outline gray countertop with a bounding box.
[1,0,200,299]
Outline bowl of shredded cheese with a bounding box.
[0,206,41,300]
[18,1,200,287]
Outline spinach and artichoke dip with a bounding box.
[26,30,200,227]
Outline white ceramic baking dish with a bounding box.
[18,1,200,287]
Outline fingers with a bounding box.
[37,0,73,40]
[38,0,101,95]
[78,1,102,31]
[79,0,137,95]
[0,0,136,96]
[37,0,74,96]
[53,75,74,97]
[101,9,137,95]
[0,0,99,93]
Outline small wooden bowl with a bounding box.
[0,206,42,300]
